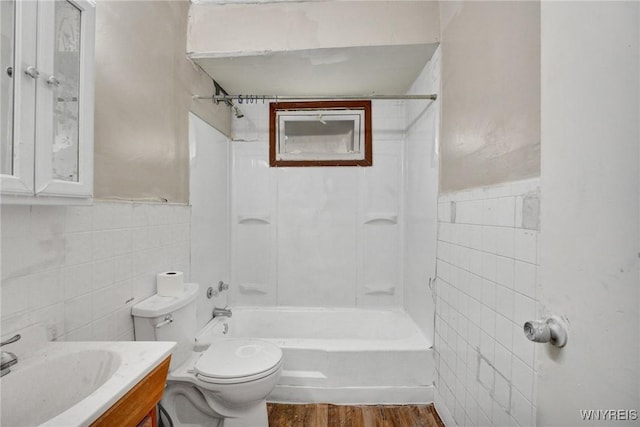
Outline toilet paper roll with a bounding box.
[157,271,184,297]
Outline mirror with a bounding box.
[1,0,15,176]
[52,0,81,182]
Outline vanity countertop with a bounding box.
[0,324,175,427]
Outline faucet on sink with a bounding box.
[1,334,21,377]
[212,306,232,319]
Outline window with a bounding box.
[269,100,372,167]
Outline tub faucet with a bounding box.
[0,334,21,377]
[213,306,232,318]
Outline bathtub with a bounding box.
[195,307,434,404]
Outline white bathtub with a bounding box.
[195,307,435,404]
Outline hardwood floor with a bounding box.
[267,403,445,427]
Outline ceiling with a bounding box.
[189,43,439,97]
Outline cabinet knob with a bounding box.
[46,75,60,87]
[24,66,39,79]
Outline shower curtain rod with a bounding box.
[193,94,438,102]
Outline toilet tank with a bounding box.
[132,283,199,368]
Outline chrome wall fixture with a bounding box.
[207,281,230,298]
[206,80,246,118]
[0,334,21,377]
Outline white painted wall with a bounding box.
[438,1,540,192]
[188,1,439,97]
[94,0,229,204]
[404,47,440,336]
[188,1,439,55]
[539,2,640,425]
[189,113,230,329]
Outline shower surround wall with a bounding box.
[230,102,407,308]
[0,202,190,341]
[228,54,440,315]
[404,48,440,336]
[434,179,540,427]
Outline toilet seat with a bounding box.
[196,361,282,385]
[195,338,283,385]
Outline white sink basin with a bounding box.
[1,349,121,427]
[0,324,175,427]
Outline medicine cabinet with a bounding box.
[269,100,372,167]
[1,0,95,203]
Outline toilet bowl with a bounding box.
[132,283,282,427]
[162,339,282,427]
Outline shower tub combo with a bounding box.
[195,307,434,404]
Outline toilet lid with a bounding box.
[195,338,282,380]
[196,360,282,385]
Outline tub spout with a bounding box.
[0,334,20,377]
[213,306,232,318]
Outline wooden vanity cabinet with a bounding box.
[90,356,171,427]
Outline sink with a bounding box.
[0,324,175,426]
[1,349,121,427]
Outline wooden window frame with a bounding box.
[269,100,372,167]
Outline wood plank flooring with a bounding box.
[267,403,445,427]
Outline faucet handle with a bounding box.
[206,282,230,299]
[0,334,20,347]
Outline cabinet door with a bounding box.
[34,0,94,198]
[1,0,37,195]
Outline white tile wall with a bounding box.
[434,178,540,427]
[0,201,190,341]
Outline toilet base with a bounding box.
[160,381,270,427]
[221,402,268,427]
[160,383,221,427]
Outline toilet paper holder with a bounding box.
[523,316,568,348]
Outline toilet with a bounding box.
[132,283,282,427]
